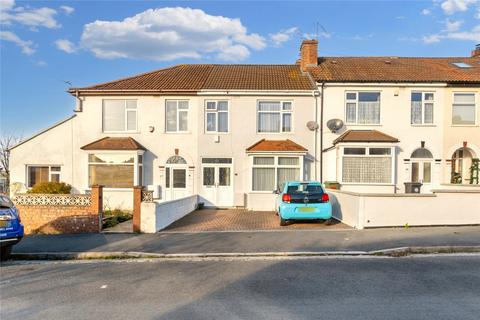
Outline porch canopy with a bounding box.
[246,139,308,153]
[81,137,146,151]
[333,130,399,145]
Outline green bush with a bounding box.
[102,209,132,229]
[28,182,72,194]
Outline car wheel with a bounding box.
[280,217,288,226]
[0,245,12,261]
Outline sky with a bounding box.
[1,0,479,137]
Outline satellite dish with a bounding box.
[326,119,344,133]
[306,121,319,131]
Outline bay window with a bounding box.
[88,153,143,188]
[342,147,393,184]
[205,101,229,133]
[257,101,292,133]
[452,93,476,125]
[411,92,434,125]
[166,100,189,132]
[103,100,137,132]
[252,156,301,191]
[27,166,61,188]
[345,92,381,124]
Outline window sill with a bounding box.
[411,124,436,127]
[256,131,295,135]
[103,131,140,134]
[164,131,192,134]
[345,123,382,127]
[450,124,478,127]
[204,132,230,135]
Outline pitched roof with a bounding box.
[69,65,315,93]
[246,139,308,152]
[308,57,480,83]
[333,130,399,145]
[81,137,146,151]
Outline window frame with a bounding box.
[410,91,435,126]
[204,100,230,134]
[344,91,382,125]
[165,100,190,133]
[102,99,138,133]
[86,151,143,190]
[451,92,477,127]
[26,165,62,188]
[250,155,303,192]
[339,145,395,185]
[256,101,294,134]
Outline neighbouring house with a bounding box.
[9,65,318,210]
[8,41,480,211]
[302,40,480,193]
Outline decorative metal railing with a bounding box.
[12,194,92,206]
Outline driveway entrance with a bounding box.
[164,209,349,232]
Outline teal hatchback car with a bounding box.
[276,181,332,226]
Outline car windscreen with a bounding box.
[0,195,14,209]
[287,184,323,194]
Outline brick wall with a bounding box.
[13,186,103,234]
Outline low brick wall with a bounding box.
[13,186,103,234]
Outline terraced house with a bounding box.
[9,41,480,210]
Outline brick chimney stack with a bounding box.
[300,40,318,72]
[472,44,480,57]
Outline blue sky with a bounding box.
[1,0,479,137]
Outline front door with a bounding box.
[165,167,187,201]
[201,158,233,207]
[411,161,432,184]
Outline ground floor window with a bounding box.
[341,147,393,184]
[88,153,142,188]
[252,156,301,191]
[27,165,61,187]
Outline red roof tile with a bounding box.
[81,137,146,151]
[333,130,399,145]
[246,139,308,152]
[70,65,315,93]
[308,57,480,83]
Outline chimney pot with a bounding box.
[471,44,480,57]
[299,40,318,72]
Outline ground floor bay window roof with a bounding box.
[246,139,308,153]
[81,137,146,151]
[333,130,399,145]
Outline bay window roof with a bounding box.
[333,130,399,145]
[246,139,308,153]
[81,137,146,151]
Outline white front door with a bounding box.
[165,166,188,201]
[201,158,233,207]
[411,160,432,185]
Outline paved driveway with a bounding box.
[164,209,349,232]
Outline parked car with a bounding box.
[276,181,332,226]
[0,194,24,261]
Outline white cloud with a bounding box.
[0,30,35,54]
[423,24,480,43]
[423,34,443,43]
[60,6,74,15]
[270,27,298,47]
[444,19,463,31]
[303,31,332,40]
[0,0,60,29]
[421,9,432,15]
[55,39,76,53]
[441,0,477,15]
[80,7,266,62]
[476,6,480,18]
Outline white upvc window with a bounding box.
[205,100,229,133]
[411,92,434,125]
[345,92,381,125]
[88,153,143,189]
[102,100,137,132]
[251,155,301,191]
[27,165,61,188]
[341,146,394,184]
[452,93,477,125]
[166,100,189,132]
[257,101,293,133]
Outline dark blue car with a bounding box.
[0,195,24,261]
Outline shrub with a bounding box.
[28,182,72,194]
[102,209,132,229]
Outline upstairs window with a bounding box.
[411,92,434,125]
[452,93,476,125]
[257,101,292,133]
[103,100,137,132]
[27,166,61,188]
[345,92,381,124]
[205,101,229,133]
[166,100,189,132]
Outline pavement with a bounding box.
[10,225,480,257]
[1,255,480,319]
[102,219,133,233]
